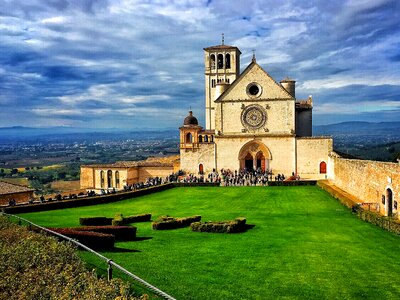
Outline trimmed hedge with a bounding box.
[152,215,201,230]
[353,208,400,235]
[73,226,137,241]
[112,214,124,226]
[79,217,113,226]
[48,228,115,249]
[123,213,152,223]
[190,218,247,233]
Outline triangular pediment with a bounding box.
[215,61,294,102]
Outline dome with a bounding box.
[183,111,198,126]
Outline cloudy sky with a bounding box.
[1,0,399,129]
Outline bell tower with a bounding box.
[203,34,241,130]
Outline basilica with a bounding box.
[179,41,332,179]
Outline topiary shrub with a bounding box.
[123,213,152,223]
[48,228,115,249]
[152,215,201,230]
[190,218,247,233]
[73,226,137,241]
[79,217,113,226]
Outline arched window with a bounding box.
[319,161,327,174]
[115,171,120,188]
[107,170,112,188]
[225,53,231,69]
[186,133,192,143]
[210,54,216,69]
[100,170,104,188]
[217,54,223,69]
[210,135,214,142]
[204,135,208,142]
[199,135,203,143]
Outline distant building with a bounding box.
[0,181,35,206]
[180,41,332,178]
[80,157,179,191]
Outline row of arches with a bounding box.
[99,170,120,189]
[210,53,231,70]
[211,78,230,88]
[185,133,214,144]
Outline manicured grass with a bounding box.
[20,186,400,299]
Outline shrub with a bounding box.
[0,216,145,300]
[74,226,137,241]
[123,213,152,223]
[152,215,201,230]
[48,227,115,249]
[79,217,113,226]
[112,213,124,226]
[190,218,247,233]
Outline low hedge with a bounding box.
[79,217,113,226]
[190,217,247,233]
[47,228,115,249]
[73,226,137,241]
[152,215,201,230]
[353,209,400,235]
[123,213,152,223]
[268,180,317,186]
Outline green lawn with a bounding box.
[19,186,400,299]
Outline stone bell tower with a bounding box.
[203,34,241,130]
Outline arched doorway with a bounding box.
[244,153,253,171]
[319,161,327,174]
[238,141,271,172]
[199,164,204,174]
[387,188,393,216]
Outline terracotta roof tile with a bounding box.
[0,181,35,195]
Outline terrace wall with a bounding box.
[331,156,400,216]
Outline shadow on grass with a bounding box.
[109,247,141,253]
[134,236,153,241]
[243,224,256,232]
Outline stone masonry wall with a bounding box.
[0,191,35,206]
[332,156,400,216]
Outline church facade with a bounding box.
[180,42,333,179]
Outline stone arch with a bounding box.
[107,170,112,188]
[210,54,215,69]
[386,188,393,216]
[319,161,327,174]
[238,141,271,171]
[198,135,203,143]
[100,170,105,188]
[115,171,120,188]
[185,132,192,143]
[217,54,223,69]
[225,53,231,69]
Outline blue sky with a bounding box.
[0,0,399,129]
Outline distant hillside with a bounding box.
[313,121,400,136]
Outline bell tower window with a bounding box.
[226,53,231,69]
[217,54,223,69]
[210,54,215,69]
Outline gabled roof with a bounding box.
[215,60,294,102]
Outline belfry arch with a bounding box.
[238,141,271,171]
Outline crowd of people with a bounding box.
[5,168,297,207]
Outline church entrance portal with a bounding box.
[238,141,271,172]
[387,188,393,216]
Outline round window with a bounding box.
[249,85,259,95]
[246,82,262,98]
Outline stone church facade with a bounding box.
[180,42,332,179]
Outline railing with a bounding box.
[2,213,176,300]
